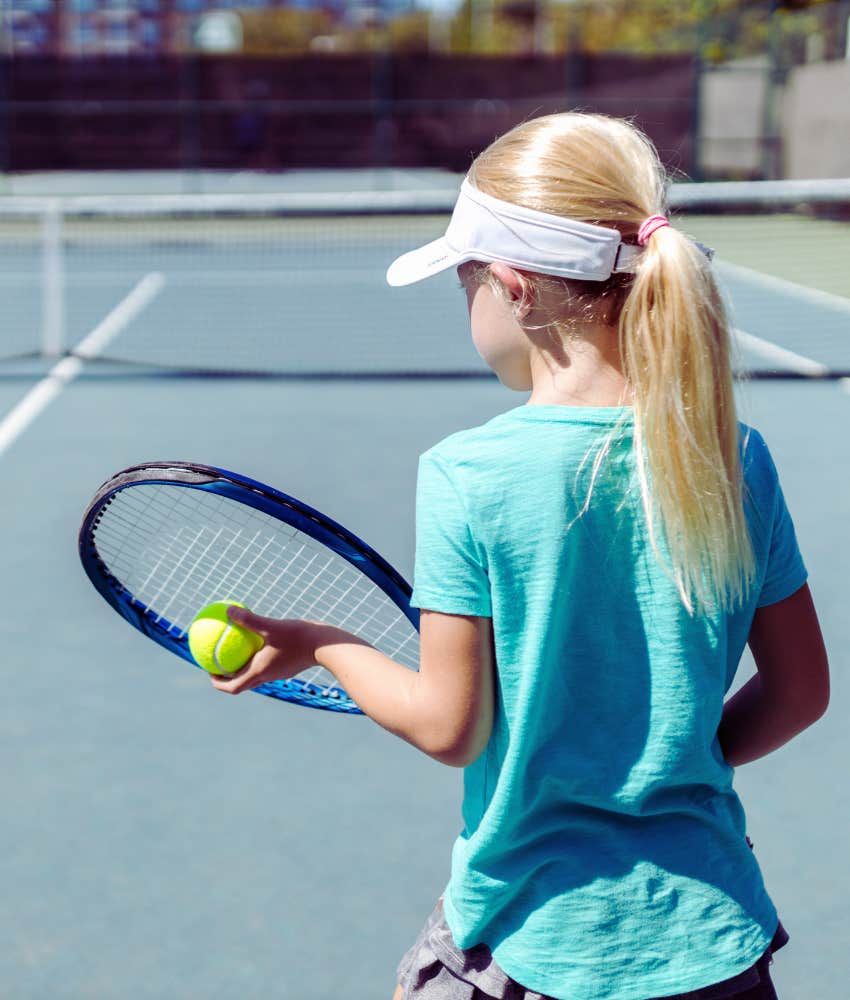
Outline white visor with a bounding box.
[386,178,642,287]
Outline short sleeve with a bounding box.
[745,431,808,608]
[410,451,492,617]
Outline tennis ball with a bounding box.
[188,601,264,677]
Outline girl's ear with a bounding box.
[490,262,533,317]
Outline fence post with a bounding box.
[761,1,784,180]
[371,49,394,175]
[0,49,9,180]
[181,52,202,191]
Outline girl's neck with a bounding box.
[526,323,631,407]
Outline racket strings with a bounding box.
[156,523,254,625]
[99,485,188,574]
[91,485,420,702]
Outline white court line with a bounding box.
[0,272,165,458]
[719,260,850,314]
[721,260,850,395]
[734,327,850,394]
[733,327,829,376]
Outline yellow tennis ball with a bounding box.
[188,601,264,677]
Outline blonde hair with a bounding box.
[468,113,754,614]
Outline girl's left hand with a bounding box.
[208,606,326,695]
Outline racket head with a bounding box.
[79,462,420,713]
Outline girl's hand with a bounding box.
[208,606,333,695]
[209,605,496,769]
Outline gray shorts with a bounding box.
[396,898,789,1000]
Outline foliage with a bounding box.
[387,12,435,53]
[239,9,335,55]
[236,1,848,64]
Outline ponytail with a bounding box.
[620,225,755,613]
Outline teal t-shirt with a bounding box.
[410,404,807,1000]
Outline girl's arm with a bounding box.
[211,607,496,768]
[717,583,830,767]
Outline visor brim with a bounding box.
[386,237,464,287]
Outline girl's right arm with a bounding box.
[717,583,830,767]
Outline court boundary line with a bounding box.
[0,272,165,458]
[734,327,850,394]
[719,260,850,314]
[732,327,829,376]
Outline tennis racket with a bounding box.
[78,461,420,713]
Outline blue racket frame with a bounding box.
[79,461,420,713]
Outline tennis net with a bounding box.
[1,179,848,380]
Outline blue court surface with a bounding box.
[0,184,847,999]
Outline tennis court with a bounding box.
[0,172,847,999]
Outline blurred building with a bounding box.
[0,1,417,56]
[5,0,168,55]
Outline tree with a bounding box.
[239,9,334,55]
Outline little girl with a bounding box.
[216,113,830,1000]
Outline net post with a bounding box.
[41,198,65,358]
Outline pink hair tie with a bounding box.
[637,214,669,246]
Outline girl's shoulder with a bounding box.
[738,422,790,515]
[420,408,522,467]
[739,422,777,478]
